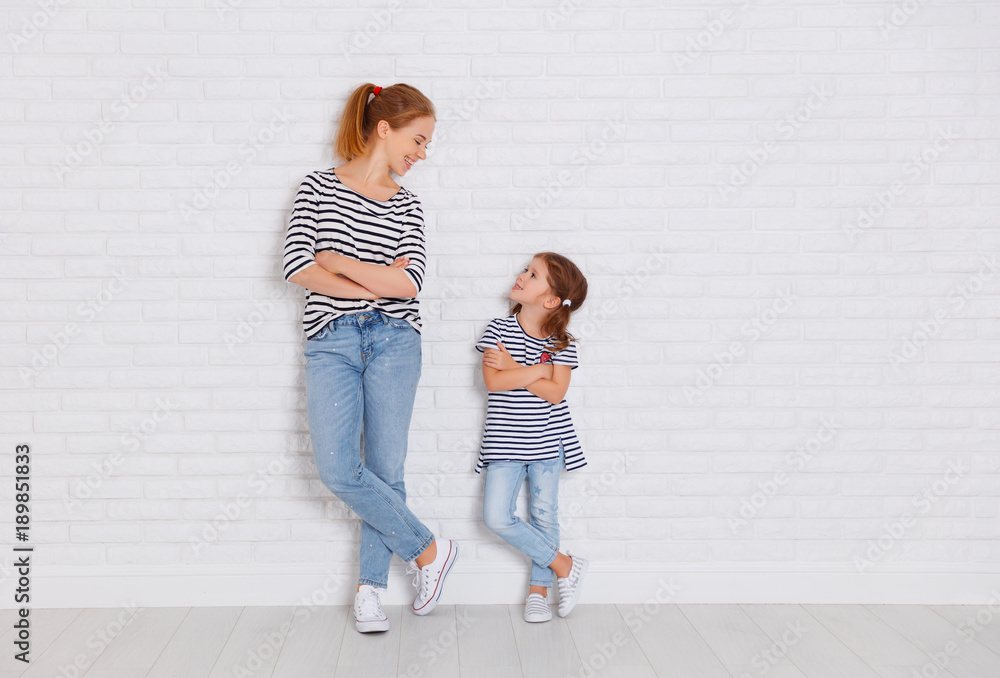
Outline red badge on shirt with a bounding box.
[539,351,551,364]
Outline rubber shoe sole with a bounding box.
[355,616,389,633]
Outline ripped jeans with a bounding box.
[481,442,565,588]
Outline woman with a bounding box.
[282,83,457,633]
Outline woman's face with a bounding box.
[379,115,435,176]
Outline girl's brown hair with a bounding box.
[334,83,436,162]
[509,252,588,353]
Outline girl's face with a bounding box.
[510,257,556,309]
[379,115,435,176]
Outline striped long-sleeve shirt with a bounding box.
[282,168,427,339]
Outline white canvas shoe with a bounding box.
[354,584,389,633]
[408,539,459,616]
[523,592,552,623]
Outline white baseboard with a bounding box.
[10,563,1000,608]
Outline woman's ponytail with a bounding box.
[333,83,436,163]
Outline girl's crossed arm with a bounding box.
[524,364,571,405]
[482,342,570,404]
[483,342,573,405]
[482,342,552,392]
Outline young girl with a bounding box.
[282,83,457,633]
[475,252,589,622]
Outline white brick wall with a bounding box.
[2,1,999,606]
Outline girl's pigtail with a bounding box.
[544,303,577,353]
[541,253,588,353]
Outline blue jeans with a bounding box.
[482,443,564,588]
[304,310,434,589]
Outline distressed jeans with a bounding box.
[304,310,434,589]
[482,443,565,588]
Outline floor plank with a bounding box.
[5,604,998,678]
[867,604,1000,678]
[742,604,879,678]
[564,604,650,668]
[456,604,520,671]
[804,604,960,678]
[18,608,122,678]
[508,604,584,678]
[617,603,730,678]
[683,603,807,678]
[335,604,401,678]
[567,669,659,678]
[929,604,1000,657]
[271,605,347,678]
[207,606,296,678]
[83,607,188,675]
[397,604,462,678]
[146,607,242,678]
[455,668,523,678]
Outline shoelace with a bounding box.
[356,588,383,618]
[406,561,430,599]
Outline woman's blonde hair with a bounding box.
[334,83,436,162]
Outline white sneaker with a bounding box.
[407,539,459,616]
[556,555,588,617]
[354,584,389,633]
[523,592,552,623]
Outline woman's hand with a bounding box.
[483,342,522,371]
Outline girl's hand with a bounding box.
[389,256,410,269]
[483,341,520,371]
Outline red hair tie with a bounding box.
[373,86,382,97]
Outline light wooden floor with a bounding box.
[1,604,998,677]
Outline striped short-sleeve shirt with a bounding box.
[474,314,585,474]
[282,168,427,339]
